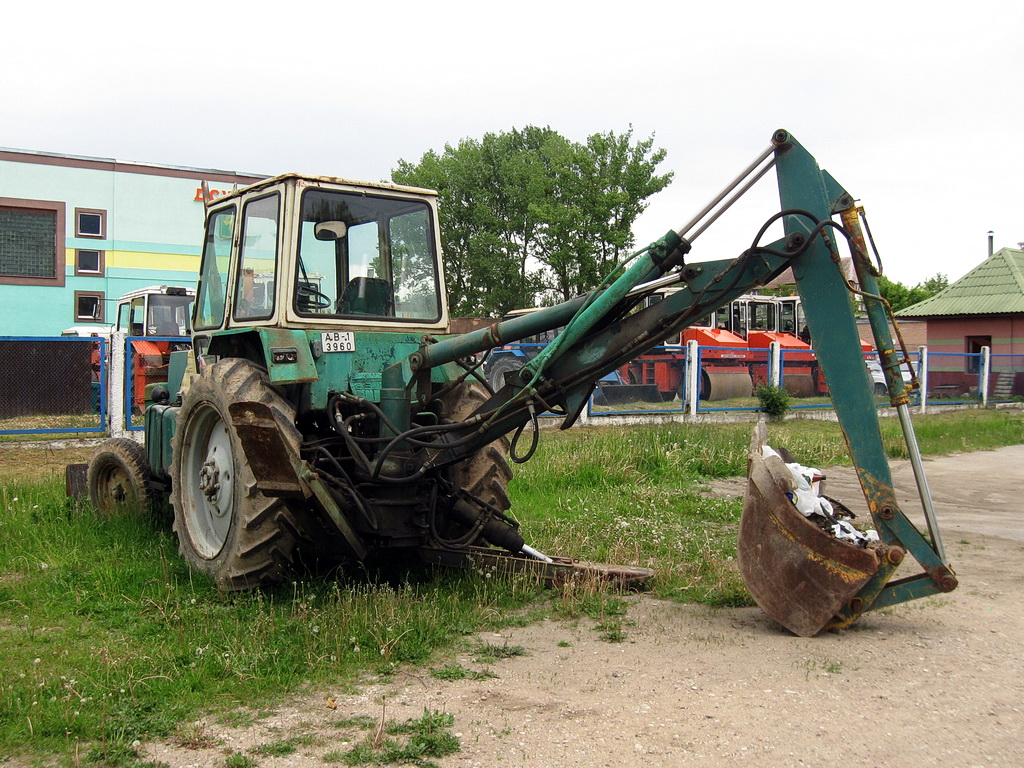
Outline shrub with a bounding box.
[755,383,790,419]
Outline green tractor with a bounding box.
[81,131,957,636]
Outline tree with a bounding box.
[391,126,672,316]
[877,272,949,312]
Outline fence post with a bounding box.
[980,345,991,407]
[918,346,928,414]
[109,332,128,438]
[686,339,699,416]
[769,341,782,387]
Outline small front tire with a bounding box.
[87,438,154,517]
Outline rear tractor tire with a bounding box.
[170,358,303,591]
[87,437,155,517]
[440,382,514,538]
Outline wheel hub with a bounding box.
[197,445,230,517]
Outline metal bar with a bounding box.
[674,143,777,239]
[897,402,948,564]
[687,156,777,242]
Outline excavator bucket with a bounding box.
[737,423,880,636]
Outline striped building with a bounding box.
[0,148,263,336]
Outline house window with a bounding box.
[0,197,66,286]
[74,291,105,322]
[75,249,105,276]
[965,335,990,374]
[75,208,106,239]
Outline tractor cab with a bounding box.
[191,175,448,366]
[115,286,194,338]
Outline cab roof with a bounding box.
[208,173,438,205]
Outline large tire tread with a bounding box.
[170,358,303,591]
[441,383,514,516]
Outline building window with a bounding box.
[75,249,105,276]
[74,291,105,322]
[75,208,106,239]
[0,197,66,286]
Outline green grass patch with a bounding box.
[0,481,544,765]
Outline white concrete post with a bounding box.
[980,345,991,406]
[918,345,928,414]
[686,339,699,416]
[109,332,128,437]
[769,341,782,387]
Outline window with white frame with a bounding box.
[75,249,105,276]
[75,208,106,239]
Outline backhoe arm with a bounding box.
[392,130,955,634]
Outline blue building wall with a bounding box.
[0,149,263,336]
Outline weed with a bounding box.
[798,658,844,679]
[428,663,469,681]
[225,752,258,768]
[596,620,627,643]
[341,709,459,767]
[251,739,297,757]
[557,640,572,648]
[172,724,220,750]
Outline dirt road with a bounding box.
[147,446,1024,768]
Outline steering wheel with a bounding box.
[296,283,332,310]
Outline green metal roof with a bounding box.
[896,248,1024,317]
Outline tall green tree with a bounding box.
[392,126,672,316]
[878,272,949,312]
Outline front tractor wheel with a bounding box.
[87,438,155,516]
[170,358,303,591]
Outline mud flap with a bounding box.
[227,401,304,496]
[737,422,880,636]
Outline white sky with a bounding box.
[3,1,1021,285]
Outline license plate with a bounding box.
[320,331,355,353]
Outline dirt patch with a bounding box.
[0,442,97,486]
[140,446,1024,768]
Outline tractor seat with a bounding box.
[338,277,394,316]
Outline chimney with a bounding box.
[988,231,994,257]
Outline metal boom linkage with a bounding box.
[393,129,956,634]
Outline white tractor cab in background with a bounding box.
[114,285,194,338]
[62,285,195,340]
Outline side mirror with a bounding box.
[314,221,348,241]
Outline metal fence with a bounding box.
[0,336,1016,436]
[0,337,107,435]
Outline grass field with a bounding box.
[0,408,1020,765]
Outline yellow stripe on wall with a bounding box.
[106,251,201,270]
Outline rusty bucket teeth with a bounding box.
[737,422,880,637]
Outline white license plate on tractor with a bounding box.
[321,331,356,353]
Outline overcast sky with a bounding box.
[4,1,1021,286]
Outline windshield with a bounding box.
[296,190,441,321]
[148,294,193,336]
